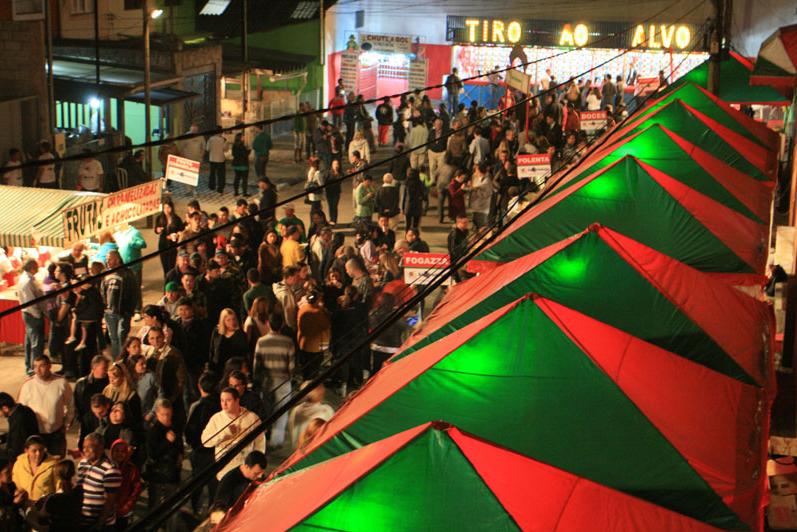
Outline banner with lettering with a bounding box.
[62,181,162,245]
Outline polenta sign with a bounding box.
[62,181,162,244]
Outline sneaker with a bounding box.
[74,343,87,352]
[64,337,77,346]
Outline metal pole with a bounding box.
[708,0,722,95]
[144,0,153,177]
[93,0,100,85]
[44,0,55,140]
[242,0,248,115]
[319,0,325,66]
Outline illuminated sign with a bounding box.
[559,23,589,47]
[449,17,702,51]
[464,19,523,44]
[630,24,692,49]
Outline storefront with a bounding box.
[324,13,709,106]
[0,181,161,345]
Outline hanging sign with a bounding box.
[165,154,200,187]
[340,50,359,95]
[409,60,428,91]
[505,69,531,95]
[358,33,412,54]
[580,111,609,135]
[402,252,453,286]
[62,181,162,245]
[516,153,550,186]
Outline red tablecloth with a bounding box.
[0,298,25,345]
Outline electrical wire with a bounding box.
[127,18,708,531]
[15,0,688,172]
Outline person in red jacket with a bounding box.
[447,169,468,220]
[110,439,141,528]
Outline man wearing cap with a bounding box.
[277,205,306,242]
[215,249,243,314]
[158,282,183,320]
[280,226,305,269]
[164,251,195,288]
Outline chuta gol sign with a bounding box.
[62,181,162,244]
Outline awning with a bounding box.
[125,87,199,105]
[52,58,185,101]
[0,186,105,248]
[222,44,313,75]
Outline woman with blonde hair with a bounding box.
[347,130,370,164]
[104,361,143,423]
[377,251,400,284]
[209,308,250,374]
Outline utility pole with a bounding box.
[94,0,100,85]
[708,0,731,95]
[44,0,55,141]
[241,0,248,116]
[144,0,153,176]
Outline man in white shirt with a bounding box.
[18,259,47,375]
[35,141,58,188]
[78,151,103,192]
[201,386,265,480]
[206,128,227,194]
[2,148,23,187]
[18,355,74,456]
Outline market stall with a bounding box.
[0,181,161,345]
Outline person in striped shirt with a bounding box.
[77,432,122,528]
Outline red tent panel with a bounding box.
[538,297,766,524]
[452,428,725,532]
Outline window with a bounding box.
[290,1,318,20]
[123,0,143,9]
[355,9,364,29]
[71,0,93,14]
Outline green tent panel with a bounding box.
[614,99,776,181]
[633,82,780,150]
[666,51,790,105]
[272,295,762,530]
[549,124,772,224]
[471,156,767,277]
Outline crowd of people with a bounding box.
[0,63,621,529]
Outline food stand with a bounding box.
[0,181,161,345]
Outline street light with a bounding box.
[144,2,162,181]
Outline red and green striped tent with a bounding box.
[468,156,768,281]
[663,51,790,106]
[634,82,780,151]
[271,293,767,530]
[226,423,745,531]
[751,24,797,90]
[612,98,778,181]
[551,124,773,224]
[453,226,773,387]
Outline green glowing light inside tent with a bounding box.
[295,429,518,531]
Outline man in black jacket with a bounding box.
[74,355,109,423]
[256,178,277,226]
[185,373,220,513]
[0,392,39,457]
[212,450,267,512]
[174,298,210,403]
[375,97,394,147]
